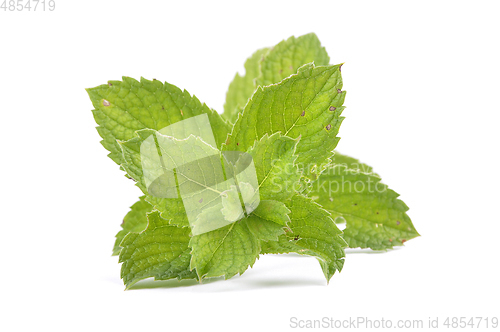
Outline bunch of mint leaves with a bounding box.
[87,33,419,289]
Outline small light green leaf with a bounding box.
[236,182,259,213]
[145,195,189,227]
[223,47,269,124]
[251,200,291,226]
[189,219,260,279]
[224,63,345,180]
[244,133,302,201]
[246,215,286,242]
[257,33,330,87]
[119,211,197,289]
[261,195,347,283]
[112,196,153,256]
[87,77,231,165]
[309,162,419,250]
[116,134,147,193]
[220,185,246,222]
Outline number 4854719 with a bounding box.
[443,317,499,329]
[1,0,55,11]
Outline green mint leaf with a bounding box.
[119,211,197,289]
[223,33,330,125]
[223,47,269,124]
[112,196,152,256]
[117,139,189,227]
[251,200,291,226]
[87,77,231,166]
[246,200,291,242]
[257,33,330,87]
[261,195,347,283]
[224,63,345,179]
[118,128,219,193]
[144,196,189,227]
[189,219,260,279]
[246,215,286,242]
[244,133,302,201]
[309,161,420,250]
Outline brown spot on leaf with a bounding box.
[162,106,165,110]
[396,221,401,225]
[329,106,336,111]
[326,124,332,130]
[337,89,342,94]
[301,110,305,116]
[402,239,407,243]
[329,197,333,202]
[339,64,343,72]
[180,109,184,116]
[102,99,110,107]
[108,82,112,86]
[376,211,379,214]
[293,235,300,241]
[236,142,239,146]
[279,69,283,74]
[389,238,392,242]
[199,198,203,203]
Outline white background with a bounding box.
[1,1,499,331]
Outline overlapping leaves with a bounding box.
[88,33,418,289]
